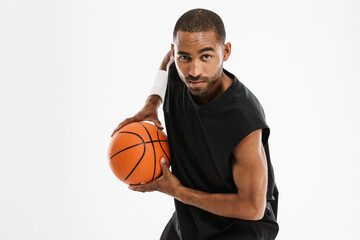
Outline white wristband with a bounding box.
[148,70,168,101]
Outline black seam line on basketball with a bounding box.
[110,131,146,159]
[157,128,170,163]
[110,140,167,160]
[114,131,146,182]
[123,140,146,182]
[110,140,168,159]
[139,122,157,181]
[110,136,167,160]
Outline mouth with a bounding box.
[188,80,206,88]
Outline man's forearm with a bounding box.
[175,186,265,221]
[128,159,266,220]
[145,94,162,108]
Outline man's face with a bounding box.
[172,31,230,97]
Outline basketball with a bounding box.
[108,121,170,185]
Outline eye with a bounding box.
[179,56,190,61]
[202,54,211,60]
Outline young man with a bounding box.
[112,8,279,240]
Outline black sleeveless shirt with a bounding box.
[163,63,279,240]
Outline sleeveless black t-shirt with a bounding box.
[162,63,279,240]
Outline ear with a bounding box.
[171,44,175,57]
[223,42,231,61]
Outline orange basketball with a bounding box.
[108,121,170,185]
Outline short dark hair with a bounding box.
[173,8,226,44]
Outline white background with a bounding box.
[1,0,359,239]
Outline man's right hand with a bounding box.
[111,95,163,137]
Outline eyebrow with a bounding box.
[177,47,215,55]
[198,47,215,54]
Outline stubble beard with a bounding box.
[186,67,223,97]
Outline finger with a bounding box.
[147,118,163,130]
[160,158,170,174]
[111,117,134,137]
[153,119,164,130]
[128,181,157,192]
[111,127,120,137]
[128,184,146,192]
[111,125,124,137]
[117,118,133,130]
[142,116,163,130]
[111,129,118,138]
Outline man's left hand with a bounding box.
[128,158,182,198]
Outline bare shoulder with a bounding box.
[233,129,263,159]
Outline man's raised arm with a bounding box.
[111,50,173,137]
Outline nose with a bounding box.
[189,60,202,78]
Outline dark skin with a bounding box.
[110,52,172,136]
[112,31,268,221]
[172,31,233,104]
